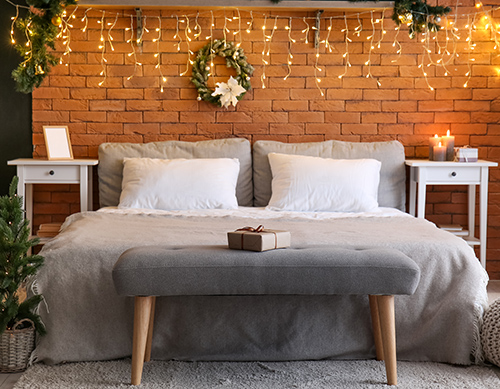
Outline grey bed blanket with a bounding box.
[33,210,488,365]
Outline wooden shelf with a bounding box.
[79,0,393,10]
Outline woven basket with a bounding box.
[0,319,35,373]
[481,299,500,367]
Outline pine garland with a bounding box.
[0,177,46,336]
[392,0,450,37]
[191,40,254,107]
[12,0,77,94]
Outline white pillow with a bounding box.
[266,153,381,212]
[118,157,240,210]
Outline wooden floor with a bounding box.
[1,280,500,389]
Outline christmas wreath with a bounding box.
[191,40,254,108]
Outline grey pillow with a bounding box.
[253,140,406,211]
[98,138,253,208]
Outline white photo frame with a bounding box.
[43,126,74,160]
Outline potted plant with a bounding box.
[0,176,45,373]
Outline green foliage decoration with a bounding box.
[191,39,254,107]
[0,177,46,336]
[392,0,451,37]
[12,0,77,94]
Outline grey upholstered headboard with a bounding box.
[252,140,406,211]
[98,138,253,208]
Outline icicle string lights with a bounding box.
[284,17,294,81]
[5,3,500,94]
[10,5,18,45]
[155,16,167,92]
[260,14,268,89]
[97,11,106,87]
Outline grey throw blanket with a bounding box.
[33,211,488,365]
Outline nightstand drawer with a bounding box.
[424,166,480,183]
[24,165,80,182]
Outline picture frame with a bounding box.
[43,126,74,160]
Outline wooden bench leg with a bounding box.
[144,297,156,363]
[376,295,397,386]
[132,296,155,386]
[369,295,384,361]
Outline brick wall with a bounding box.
[29,3,500,277]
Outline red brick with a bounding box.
[89,100,125,111]
[144,112,179,123]
[418,100,454,112]
[197,124,234,134]
[309,101,345,111]
[289,112,324,123]
[32,87,69,99]
[342,124,377,135]
[126,100,163,111]
[382,101,417,112]
[233,124,269,135]
[345,101,381,112]
[33,111,70,123]
[160,123,196,134]
[435,112,471,123]
[107,112,143,123]
[400,90,435,100]
[124,124,160,135]
[273,101,308,111]
[362,113,397,124]
[363,90,398,101]
[253,112,288,123]
[270,124,304,134]
[107,89,144,99]
[87,123,123,134]
[180,112,215,123]
[306,123,341,137]
[236,101,272,112]
[378,124,414,135]
[253,89,290,100]
[290,89,325,100]
[325,112,361,123]
[162,100,199,112]
[71,88,107,100]
[398,113,434,123]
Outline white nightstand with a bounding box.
[7,158,99,235]
[405,159,498,268]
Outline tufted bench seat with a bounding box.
[112,245,421,386]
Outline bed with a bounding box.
[32,138,489,366]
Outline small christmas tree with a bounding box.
[0,176,45,336]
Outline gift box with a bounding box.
[455,147,478,162]
[228,225,291,252]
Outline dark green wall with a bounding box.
[0,1,32,195]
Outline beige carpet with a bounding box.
[13,359,500,388]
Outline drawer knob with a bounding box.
[451,171,457,177]
[49,170,55,176]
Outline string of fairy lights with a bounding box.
[5,0,500,95]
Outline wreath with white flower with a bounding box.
[191,40,254,108]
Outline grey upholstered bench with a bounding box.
[112,245,421,386]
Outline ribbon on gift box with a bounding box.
[235,225,278,249]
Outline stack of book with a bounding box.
[438,224,469,237]
[37,222,62,238]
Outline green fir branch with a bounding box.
[11,0,77,94]
[0,177,45,336]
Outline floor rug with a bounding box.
[13,359,500,388]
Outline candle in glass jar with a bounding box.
[433,142,446,161]
[429,134,441,161]
[441,130,455,161]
